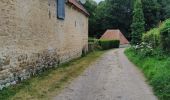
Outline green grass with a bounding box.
[0,51,105,100]
[125,48,170,100]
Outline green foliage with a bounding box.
[164,0,170,19]
[158,0,170,20]
[131,0,145,45]
[142,0,161,31]
[142,28,160,48]
[110,40,120,48]
[99,40,120,50]
[125,48,170,100]
[88,38,102,51]
[88,37,98,43]
[140,19,170,54]
[84,0,170,40]
[99,40,111,50]
[84,0,97,37]
[84,0,133,38]
[160,19,170,53]
[131,42,154,57]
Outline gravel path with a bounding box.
[53,48,157,100]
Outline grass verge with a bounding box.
[0,51,105,100]
[125,48,170,100]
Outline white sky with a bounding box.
[94,0,104,3]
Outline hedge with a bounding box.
[141,19,170,53]
[160,19,170,52]
[142,28,160,48]
[88,38,98,43]
[99,40,120,50]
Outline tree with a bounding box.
[84,0,133,38]
[84,0,170,41]
[164,0,170,19]
[93,1,112,37]
[157,0,170,21]
[131,0,145,45]
[84,0,97,37]
[106,0,133,39]
[142,0,160,31]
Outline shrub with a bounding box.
[140,19,170,55]
[131,42,153,57]
[88,42,102,52]
[88,37,98,43]
[88,38,102,52]
[160,19,170,53]
[142,28,160,48]
[99,40,120,50]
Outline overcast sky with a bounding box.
[94,0,104,3]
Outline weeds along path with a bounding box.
[53,48,157,100]
[5,51,104,100]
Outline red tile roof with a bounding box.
[68,0,90,16]
[100,29,129,45]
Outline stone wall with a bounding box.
[0,0,88,90]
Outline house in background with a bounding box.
[0,0,89,89]
[100,29,129,45]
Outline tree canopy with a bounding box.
[84,0,170,40]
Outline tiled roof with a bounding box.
[100,29,129,45]
[68,0,90,16]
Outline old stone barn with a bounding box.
[0,0,89,89]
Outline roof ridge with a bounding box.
[106,29,120,31]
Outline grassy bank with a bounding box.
[0,51,105,100]
[125,48,170,100]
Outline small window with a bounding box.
[56,0,65,20]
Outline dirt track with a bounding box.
[53,48,157,100]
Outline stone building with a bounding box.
[0,0,89,89]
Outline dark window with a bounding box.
[56,0,65,20]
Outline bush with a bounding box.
[131,42,166,59]
[160,19,170,53]
[142,28,160,48]
[99,40,120,50]
[131,42,153,57]
[140,19,170,55]
[88,37,98,43]
[88,38,102,52]
[88,42,102,52]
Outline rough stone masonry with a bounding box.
[0,0,88,90]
